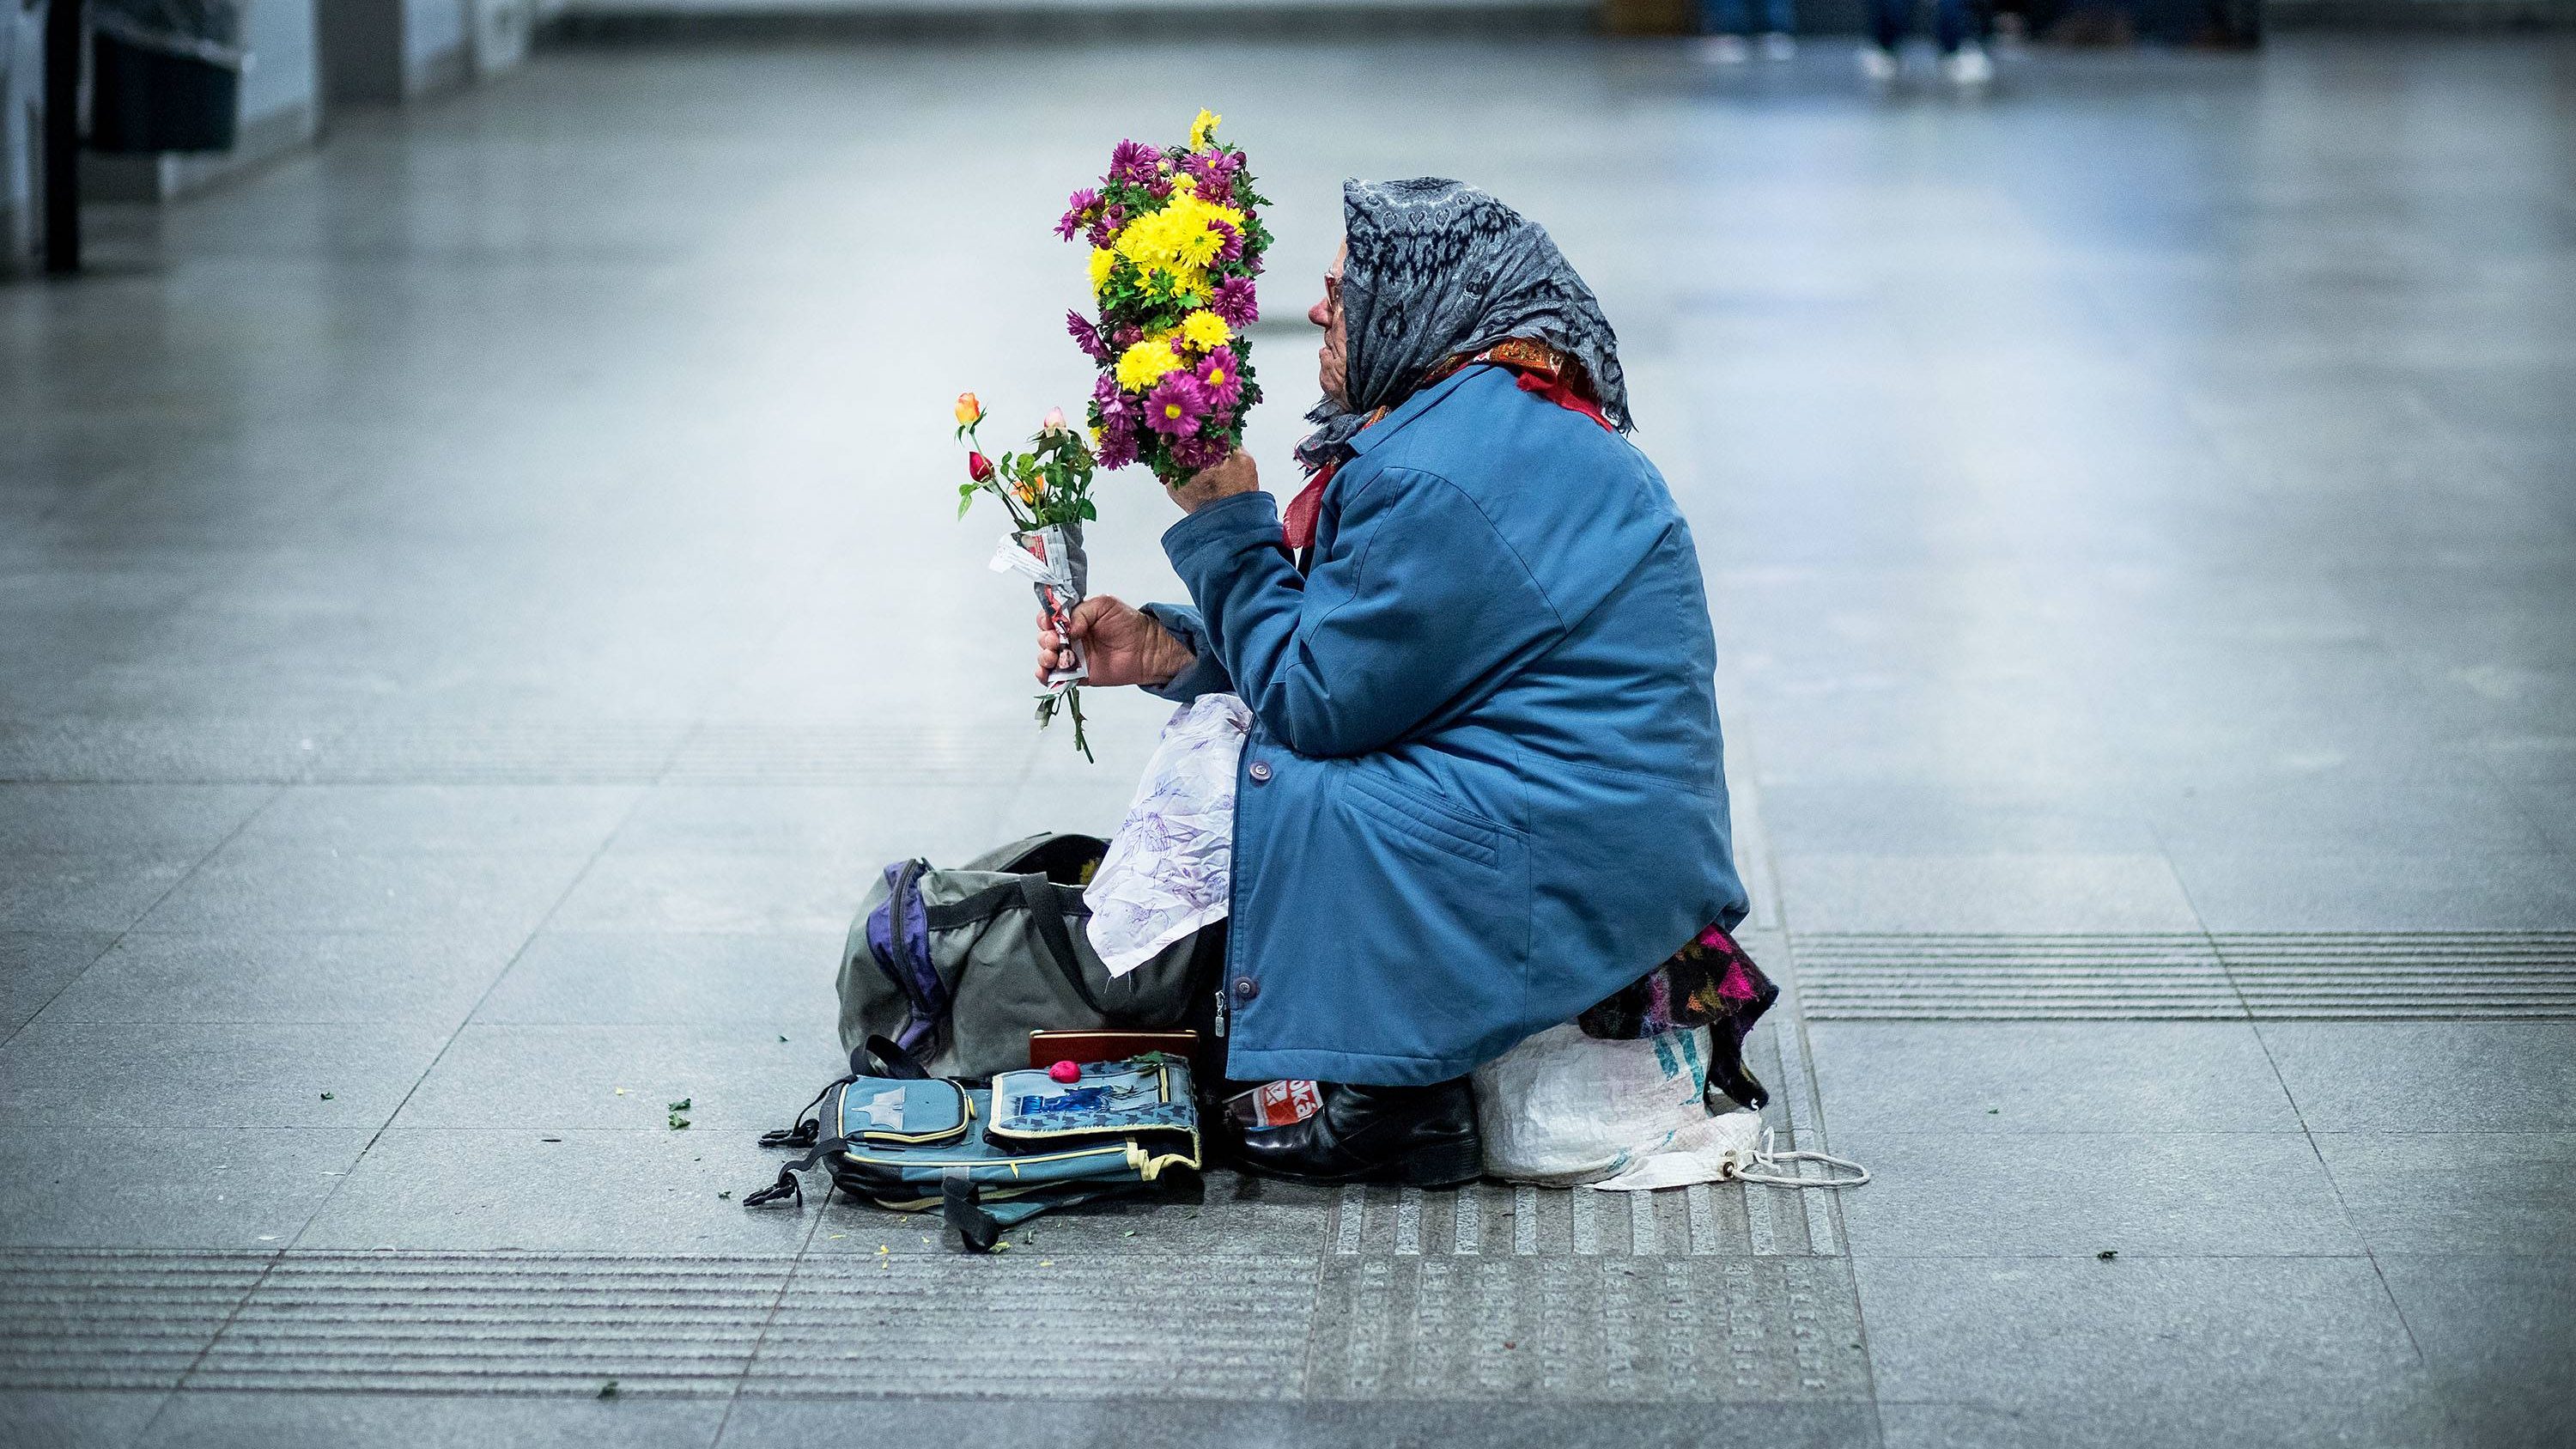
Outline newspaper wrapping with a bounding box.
[988,521,1090,687]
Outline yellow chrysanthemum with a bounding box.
[1115,338,1183,392]
[1112,191,1246,288]
[1087,247,1116,294]
[1180,309,1231,351]
[1188,108,1221,151]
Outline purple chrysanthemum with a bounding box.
[1091,372,1134,421]
[1170,432,1230,472]
[1210,277,1259,328]
[1210,220,1245,265]
[1142,373,1210,438]
[1098,415,1139,470]
[1109,139,1159,187]
[1196,345,1243,411]
[1067,311,1110,364]
[1086,204,1126,249]
[1111,325,1144,350]
[1054,187,1100,242]
[1180,149,1239,194]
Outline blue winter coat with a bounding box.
[1144,362,1747,1086]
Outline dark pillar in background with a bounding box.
[41,0,80,273]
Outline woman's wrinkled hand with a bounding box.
[1167,448,1260,514]
[1037,594,1194,689]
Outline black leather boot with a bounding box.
[1227,1079,1483,1188]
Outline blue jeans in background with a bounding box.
[1868,0,1977,50]
[1704,0,1795,33]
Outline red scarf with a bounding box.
[1280,340,1613,552]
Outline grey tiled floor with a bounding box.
[6,30,2575,1449]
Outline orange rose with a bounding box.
[954,392,983,427]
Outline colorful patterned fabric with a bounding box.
[1581,922,1774,1039]
[1579,922,1777,1108]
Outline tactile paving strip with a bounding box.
[0,1191,1868,1403]
[744,1255,1311,1398]
[0,1251,270,1391]
[1304,1256,1868,1401]
[1795,932,2576,1020]
[1297,1067,1874,1403]
[0,1250,1301,1399]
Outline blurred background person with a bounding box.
[1862,0,1993,84]
[1700,0,1797,64]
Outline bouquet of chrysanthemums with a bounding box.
[952,391,1102,761]
[1059,109,1271,486]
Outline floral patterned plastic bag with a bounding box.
[1084,693,1253,977]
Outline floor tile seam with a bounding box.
[0,782,289,1056]
[1839,1250,2391,1261]
[717,1196,854,1439]
[2482,770,2576,875]
[645,521,872,805]
[133,1239,292,1437]
[277,785,662,1253]
[2111,788,2246,1020]
[1827,1127,2382,1137]
[1717,710,1886,1409]
[2360,1249,2576,1260]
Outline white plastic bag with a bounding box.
[1471,1022,1762,1190]
[1083,693,1252,977]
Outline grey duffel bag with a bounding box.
[837,832,1215,1081]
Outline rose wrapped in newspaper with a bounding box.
[1058,109,1270,488]
[952,393,1100,761]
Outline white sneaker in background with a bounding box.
[1857,44,1899,82]
[1760,31,1798,59]
[1945,42,1994,86]
[1703,33,1752,64]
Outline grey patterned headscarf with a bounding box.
[1296,178,1631,474]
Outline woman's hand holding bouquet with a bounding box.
[953,393,1103,759]
[1036,596,1193,690]
[948,107,1261,758]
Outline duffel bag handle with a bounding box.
[861,1034,933,1081]
[1018,875,1130,1022]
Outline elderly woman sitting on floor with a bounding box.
[1039,178,1764,1187]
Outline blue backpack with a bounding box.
[745,1038,1201,1252]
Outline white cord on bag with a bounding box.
[1733,1125,1870,1188]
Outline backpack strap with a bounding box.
[757,1078,838,1150]
[942,1166,1003,1253]
[756,1037,936,1150]
[742,1135,848,1210]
